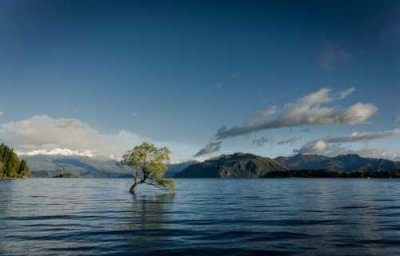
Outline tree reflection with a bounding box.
[122,192,177,254]
[0,180,16,218]
[128,193,175,230]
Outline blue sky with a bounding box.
[0,0,399,161]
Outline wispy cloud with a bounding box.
[395,114,400,123]
[193,141,222,157]
[216,72,241,89]
[296,128,400,158]
[319,44,352,70]
[252,137,271,147]
[298,142,400,161]
[246,107,277,127]
[216,88,377,140]
[252,136,299,147]
[352,148,400,161]
[277,137,299,145]
[338,87,355,99]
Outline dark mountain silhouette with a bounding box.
[275,154,398,172]
[176,153,400,178]
[164,161,197,178]
[176,153,287,178]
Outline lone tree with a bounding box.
[121,142,175,194]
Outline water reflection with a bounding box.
[0,179,400,256]
[128,193,175,230]
[0,180,13,216]
[122,193,176,252]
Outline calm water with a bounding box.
[1,179,400,256]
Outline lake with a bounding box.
[1,179,400,255]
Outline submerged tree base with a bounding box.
[129,182,138,194]
[129,177,176,194]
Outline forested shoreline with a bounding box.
[0,144,31,178]
[262,169,400,178]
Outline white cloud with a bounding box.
[296,128,400,160]
[216,88,377,139]
[328,129,400,143]
[0,115,196,162]
[0,115,141,159]
[297,140,328,155]
[246,106,277,127]
[354,148,400,161]
[0,112,3,116]
[22,148,95,157]
[338,87,355,99]
[298,144,400,161]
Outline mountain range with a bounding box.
[274,154,399,173]
[176,153,287,178]
[23,154,196,178]
[23,155,131,178]
[176,153,400,178]
[22,153,400,178]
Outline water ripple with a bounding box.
[0,178,400,255]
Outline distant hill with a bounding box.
[23,155,131,178]
[164,161,197,178]
[23,153,400,179]
[176,153,288,178]
[275,154,398,172]
[175,153,400,178]
[23,154,193,178]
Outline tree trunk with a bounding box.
[129,182,138,194]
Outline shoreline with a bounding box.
[9,176,400,179]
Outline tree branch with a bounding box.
[144,181,162,189]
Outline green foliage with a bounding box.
[0,143,31,178]
[121,142,175,193]
[156,178,176,189]
[18,160,31,178]
[0,161,3,177]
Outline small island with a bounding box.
[0,143,31,179]
[53,170,78,178]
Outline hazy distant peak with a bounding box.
[19,148,95,158]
